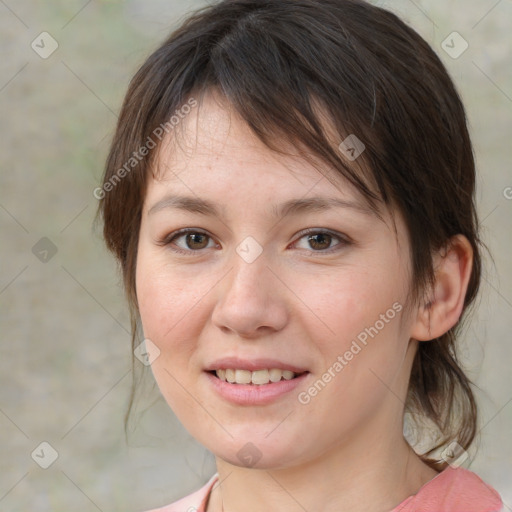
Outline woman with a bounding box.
[96,0,504,510]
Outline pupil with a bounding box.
[188,233,207,249]
[309,233,330,250]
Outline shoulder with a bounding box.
[142,473,219,512]
[394,466,503,512]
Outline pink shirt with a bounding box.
[145,467,504,512]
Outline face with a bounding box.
[135,93,419,470]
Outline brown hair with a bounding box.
[95,0,484,469]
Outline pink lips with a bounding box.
[205,371,309,405]
[204,357,310,406]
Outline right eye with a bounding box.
[158,229,217,255]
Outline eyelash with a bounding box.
[157,228,352,256]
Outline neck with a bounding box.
[208,433,439,512]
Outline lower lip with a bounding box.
[205,371,309,405]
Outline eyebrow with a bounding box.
[147,194,377,219]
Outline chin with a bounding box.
[204,435,308,471]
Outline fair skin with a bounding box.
[135,93,473,512]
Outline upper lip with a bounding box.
[205,357,308,373]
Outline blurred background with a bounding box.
[0,0,511,510]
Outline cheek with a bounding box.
[306,268,409,393]
[135,254,203,355]
[135,260,205,410]
[300,265,404,343]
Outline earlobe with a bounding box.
[410,235,473,342]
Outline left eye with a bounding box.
[292,230,347,252]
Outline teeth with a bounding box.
[269,368,282,382]
[251,369,270,385]
[215,368,299,385]
[235,369,252,384]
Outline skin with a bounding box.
[135,92,473,512]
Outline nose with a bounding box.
[211,248,289,339]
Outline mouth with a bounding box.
[204,363,310,405]
[204,357,310,404]
[208,368,309,385]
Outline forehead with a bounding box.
[150,92,377,210]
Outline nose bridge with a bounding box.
[211,239,288,336]
[225,240,272,302]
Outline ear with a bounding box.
[410,234,473,341]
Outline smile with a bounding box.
[213,368,304,385]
